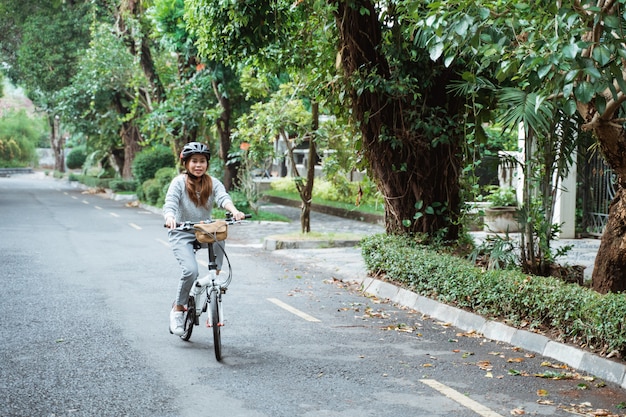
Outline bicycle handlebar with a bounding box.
[164,214,252,230]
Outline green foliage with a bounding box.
[268,177,382,211]
[141,178,161,206]
[361,234,626,354]
[484,185,517,207]
[154,167,177,206]
[132,146,176,185]
[0,110,43,167]
[66,146,87,169]
[109,179,139,193]
[70,174,112,189]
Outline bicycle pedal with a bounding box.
[220,288,227,294]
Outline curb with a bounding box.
[358,276,626,388]
[263,237,361,251]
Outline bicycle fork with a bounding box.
[206,288,225,328]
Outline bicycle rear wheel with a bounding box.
[180,296,195,341]
[209,289,221,361]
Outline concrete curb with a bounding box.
[358,276,626,388]
[263,237,361,250]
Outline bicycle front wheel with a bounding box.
[209,289,221,361]
[180,296,195,341]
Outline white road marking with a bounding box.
[420,379,503,417]
[109,212,120,218]
[129,223,142,230]
[267,298,321,322]
[82,200,89,205]
[156,239,170,247]
[94,206,102,210]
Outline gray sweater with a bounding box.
[162,174,233,223]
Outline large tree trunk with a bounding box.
[586,115,626,293]
[119,121,142,179]
[333,1,463,239]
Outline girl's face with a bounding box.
[186,154,208,176]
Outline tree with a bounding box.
[411,0,626,292]
[57,22,150,179]
[1,1,95,172]
[331,1,466,240]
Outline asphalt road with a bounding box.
[1,173,624,417]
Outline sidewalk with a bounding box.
[257,203,626,390]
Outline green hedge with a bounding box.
[69,174,112,189]
[361,234,626,355]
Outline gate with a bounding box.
[580,150,616,237]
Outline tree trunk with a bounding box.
[333,1,463,239]
[592,187,626,293]
[49,115,65,173]
[117,0,165,101]
[586,115,626,292]
[213,79,237,191]
[112,94,143,179]
[119,121,142,179]
[298,102,319,233]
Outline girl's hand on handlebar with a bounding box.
[231,210,246,221]
[165,216,177,229]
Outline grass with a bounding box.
[266,231,365,241]
[212,208,290,222]
[262,189,385,216]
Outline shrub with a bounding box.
[132,146,175,185]
[109,179,138,193]
[154,167,177,206]
[361,233,626,355]
[66,146,87,170]
[141,178,161,206]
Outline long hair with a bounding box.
[185,173,213,208]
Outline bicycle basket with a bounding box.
[194,221,228,243]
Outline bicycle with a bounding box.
[167,214,250,361]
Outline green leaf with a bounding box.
[574,81,594,103]
[537,64,552,79]
[582,66,601,80]
[604,15,621,28]
[563,99,577,116]
[562,43,580,59]
[402,219,412,227]
[592,45,612,67]
[430,42,444,61]
[564,70,579,83]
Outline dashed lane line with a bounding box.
[267,298,321,322]
[129,223,142,230]
[420,379,503,417]
[109,212,120,218]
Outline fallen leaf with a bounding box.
[537,389,548,397]
[510,408,525,415]
[485,372,493,378]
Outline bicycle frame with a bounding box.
[168,215,249,360]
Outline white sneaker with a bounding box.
[169,310,184,336]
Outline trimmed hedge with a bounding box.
[361,233,626,355]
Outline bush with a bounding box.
[66,146,87,170]
[109,179,138,193]
[361,233,626,355]
[0,110,43,167]
[132,146,175,185]
[141,178,161,206]
[154,167,177,206]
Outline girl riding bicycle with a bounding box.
[163,142,245,336]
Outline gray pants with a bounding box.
[168,229,225,306]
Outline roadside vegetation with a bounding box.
[362,234,626,357]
